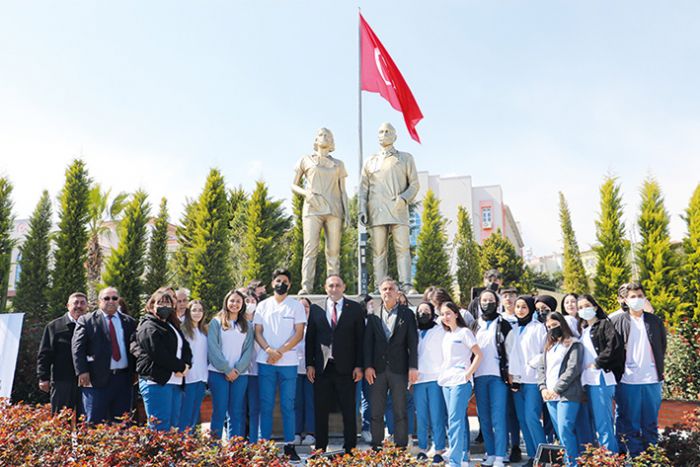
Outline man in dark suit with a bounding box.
[306,274,364,454]
[37,292,88,413]
[72,286,137,424]
[364,277,418,450]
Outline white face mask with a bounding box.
[246,303,257,315]
[627,297,645,312]
[578,307,597,321]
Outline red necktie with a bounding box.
[108,315,121,361]
[331,302,338,329]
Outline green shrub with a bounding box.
[663,321,700,400]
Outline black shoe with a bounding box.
[372,445,382,452]
[525,459,534,467]
[509,445,522,462]
[284,444,301,462]
[416,452,428,461]
[474,429,484,444]
[432,453,445,464]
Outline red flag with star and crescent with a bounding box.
[359,13,424,143]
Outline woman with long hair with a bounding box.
[538,312,584,466]
[438,301,482,467]
[134,287,192,431]
[207,289,255,441]
[561,293,582,337]
[243,289,262,443]
[177,300,208,434]
[577,294,624,452]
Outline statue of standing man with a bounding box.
[292,128,349,294]
[360,123,420,293]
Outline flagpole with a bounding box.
[357,8,368,296]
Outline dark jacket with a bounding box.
[586,318,625,382]
[537,340,585,403]
[131,314,193,386]
[363,304,418,374]
[305,298,364,375]
[611,311,667,381]
[72,310,137,388]
[37,314,78,382]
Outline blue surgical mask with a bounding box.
[578,307,596,321]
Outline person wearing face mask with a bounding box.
[207,289,255,441]
[473,289,513,467]
[254,268,306,461]
[178,300,209,434]
[576,294,624,453]
[133,288,192,431]
[538,312,584,466]
[412,301,448,463]
[243,290,262,443]
[508,296,546,466]
[610,282,667,457]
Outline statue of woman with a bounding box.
[291,128,349,294]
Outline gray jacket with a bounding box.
[537,340,584,403]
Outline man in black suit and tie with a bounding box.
[306,274,365,454]
[364,277,418,450]
[72,286,137,424]
[37,292,88,413]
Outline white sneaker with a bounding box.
[461,462,471,467]
[361,430,372,443]
[482,455,495,466]
[293,434,302,445]
[302,434,315,446]
[492,456,505,467]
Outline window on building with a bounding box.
[481,207,492,229]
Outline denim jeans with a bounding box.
[246,375,261,442]
[295,373,315,434]
[258,363,297,443]
[442,382,472,467]
[139,379,183,431]
[474,375,508,457]
[547,400,580,466]
[616,382,662,457]
[208,371,248,440]
[414,381,447,451]
[355,379,372,432]
[513,383,546,457]
[178,381,206,433]
[587,375,618,452]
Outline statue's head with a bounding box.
[378,122,397,147]
[313,127,335,153]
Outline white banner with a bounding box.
[0,313,24,399]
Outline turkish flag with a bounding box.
[360,13,424,143]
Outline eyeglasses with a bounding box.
[102,296,119,301]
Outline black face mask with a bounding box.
[548,326,563,340]
[156,306,173,320]
[273,282,289,295]
[417,313,435,330]
[481,302,498,320]
[537,309,550,323]
[258,293,268,301]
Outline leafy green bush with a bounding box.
[660,408,700,466]
[663,321,700,400]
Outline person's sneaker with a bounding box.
[461,462,471,467]
[292,434,302,445]
[510,445,522,462]
[481,455,495,466]
[416,452,428,461]
[284,444,301,462]
[302,434,316,446]
[492,456,505,467]
[432,453,445,464]
[361,430,372,443]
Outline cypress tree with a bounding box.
[173,198,198,289]
[637,178,679,322]
[339,194,359,294]
[13,191,52,316]
[0,177,15,311]
[189,169,231,312]
[681,184,700,322]
[593,176,631,312]
[144,197,170,295]
[242,181,291,287]
[414,190,452,292]
[51,159,91,316]
[102,190,151,313]
[479,229,532,293]
[229,186,249,287]
[454,206,481,304]
[559,192,590,293]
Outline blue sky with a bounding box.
[1,1,699,257]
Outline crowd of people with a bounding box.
[36,268,667,467]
